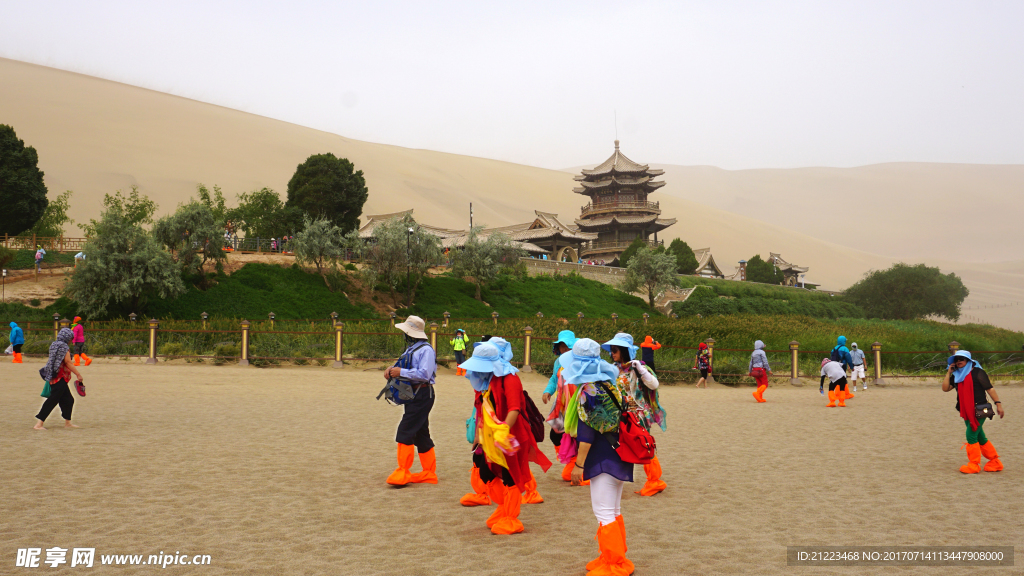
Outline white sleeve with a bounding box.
[631,360,659,390]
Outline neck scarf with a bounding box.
[467,371,492,392]
[958,371,980,431]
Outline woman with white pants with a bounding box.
[562,338,637,576]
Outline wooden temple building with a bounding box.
[573,141,677,262]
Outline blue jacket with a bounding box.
[833,336,853,370]
[9,322,24,346]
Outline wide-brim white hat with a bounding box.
[395,315,427,339]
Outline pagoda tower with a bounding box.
[574,141,677,262]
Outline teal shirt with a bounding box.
[544,357,562,395]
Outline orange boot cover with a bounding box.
[490,487,524,535]
[485,480,507,528]
[13,352,22,363]
[635,456,667,496]
[386,443,415,485]
[837,387,846,407]
[410,448,438,484]
[615,516,635,574]
[845,387,855,399]
[460,467,491,506]
[586,521,632,576]
[562,458,575,482]
[82,353,93,366]
[826,390,836,408]
[754,384,767,402]
[980,442,1003,472]
[73,354,81,366]
[960,443,981,474]
[521,472,544,504]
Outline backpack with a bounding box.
[830,346,844,363]
[376,342,432,405]
[519,389,546,443]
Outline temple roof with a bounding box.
[575,214,677,230]
[489,211,597,242]
[693,248,725,278]
[579,141,666,177]
[572,176,666,194]
[768,252,809,274]
[358,210,465,239]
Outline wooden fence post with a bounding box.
[389,312,396,326]
[443,311,450,328]
[239,320,251,366]
[201,312,208,330]
[522,326,534,372]
[872,342,886,387]
[705,337,716,383]
[52,313,60,340]
[146,319,159,364]
[491,311,499,327]
[643,312,649,324]
[333,322,345,368]
[789,340,801,385]
[268,312,275,330]
[429,322,438,350]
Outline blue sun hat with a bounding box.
[947,350,982,382]
[558,338,619,385]
[601,332,638,361]
[552,330,578,354]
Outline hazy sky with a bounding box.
[3,1,1022,170]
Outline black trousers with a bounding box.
[828,377,848,392]
[74,343,85,355]
[37,379,74,421]
[550,428,563,448]
[13,344,22,353]
[395,385,435,453]
[473,450,514,487]
[454,350,465,365]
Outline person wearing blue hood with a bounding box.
[9,322,25,363]
[830,336,856,401]
[603,332,667,497]
[541,330,582,482]
[942,350,1004,474]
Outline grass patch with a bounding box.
[2,249,77,270]
[672,283,862,319]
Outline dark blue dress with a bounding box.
[577,420,633,482]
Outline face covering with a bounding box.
[467,370,492,392]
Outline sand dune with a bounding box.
[2,57,1022,329]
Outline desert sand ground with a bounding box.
[2,361,1020,575]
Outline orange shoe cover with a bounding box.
[521,473,544,504]
[826,390,836,408]
[83,353,93,366]
[754,384,767,402]
[562,458,575,482]
[980,441,1003,472]
[460,467,490,506]
[12,352,22,363]
[846,388,855,399]
[837,389,846,407]
[485,480,506,528]
[73,354,81,366]
[615,515,635,574]
[586,520,633,576]
[635,456,667,496]
[491,488,524,535]
[410,448,438,484]
[386,443,415,485]
[960,442,981,474]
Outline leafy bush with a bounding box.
[344,263,358,271]
[158,342,187,359]
[29,299,41,307]
[213,343,240,365]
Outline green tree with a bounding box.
[195,184,229,224]
[667,238,698,274]
[292,215,347,276]
[152,200,226,276]
[286,153,368,233]
[621,246,679,308]
[745,254,786,285]
[843,263,969,321]
[0,245,15,268]
[361,215,444,305]
[0,124,49,235]
[26,190,75,238]
[64,189,185,317]
[616,237,649,268]
[451,227,526,301]
[227,187,303,240]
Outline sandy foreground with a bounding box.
[1,361,1021,575]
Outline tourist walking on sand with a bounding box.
[942,351,1004,474]
[820,358,849,408]
[9,321,25,364]
[459,340,551,534]
[450,329,468,376]
[33,327,84,430]
[603,332,667,497]
[848,343,868,391]
[694,342,711,388]
[542,330,587,484]
[71,317,92,366]
[382,316,438,486]
[639,335,661,372]
[563,338,637,575]
[830,336,855,400]
[749,340,772,403]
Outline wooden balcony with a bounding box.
[581,238,663,256]
[579,200,660,218]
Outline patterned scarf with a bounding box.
[42,328,74,383]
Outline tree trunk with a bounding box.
[475,281,482,301]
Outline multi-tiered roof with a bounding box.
[573,141,676,260]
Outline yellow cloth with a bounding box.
[478,392,515,469]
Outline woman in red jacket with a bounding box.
[460,339,551,534]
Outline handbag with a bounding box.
[597,382,656,465]
[41,381,51,398]
[976,403,996,420]
[465,408,477,444]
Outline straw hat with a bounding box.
[395,315,427,339]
